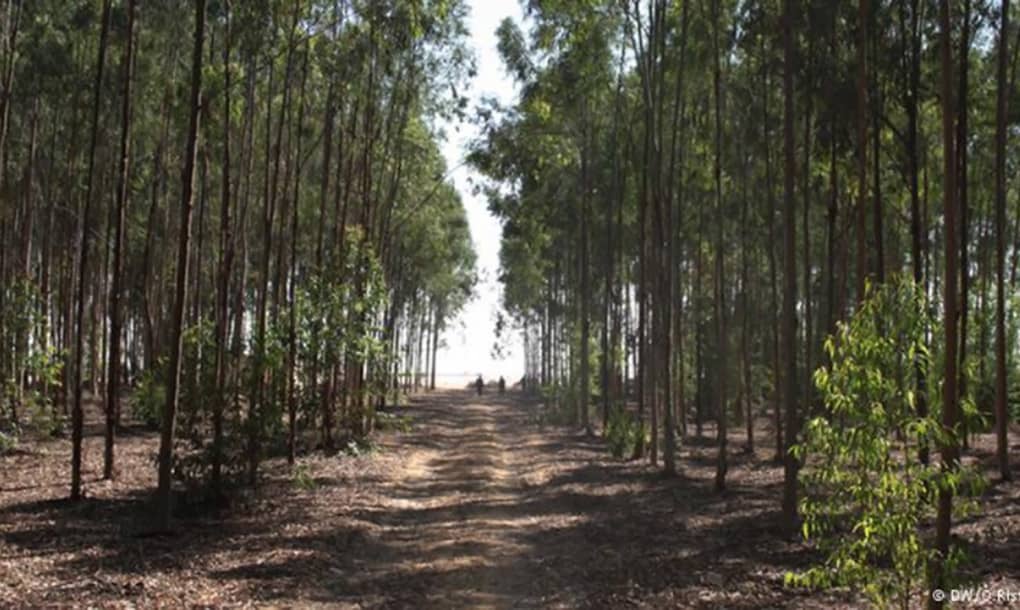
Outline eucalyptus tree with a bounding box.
[156,0,206,531]
[993,0,1010,482]
[71,0,113,502]
[780,0,799,530]
[473,3,619,438]
[931,0,960,601]
[104,0,138,480]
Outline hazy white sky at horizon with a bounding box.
[434,0,525,381]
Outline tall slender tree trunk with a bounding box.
[579,115,592,435]
[671,2,690,442]
[780,0,800,529]
[741,148,753,453]
[956,0,972,450]
[430,302,441,391]
[252,20,292,484]
[0,0,21,331]
[763,57,783,462]
[662,0,687,472]
[104,0,137,481]
[13,101,39,421]
[141,91,171,371]
[603,62,626,431]
[711,0,726,492]
[0,0,20,210]
[906,0,929,465]
[211,0,233,498]
[71,0,112,502]
[931,0,960,602]
[871,13,884,286]
[287,42,310,465]
[695,203,704,440]
[636,124,648,457]
[824,0,838,338]
[61,99,85,418]
[802,34,814,417]
[156,0,206,532]
[993,0,1011,482]
[856,0,870,302]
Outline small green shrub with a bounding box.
[24,390,64,437]
[131,366,166,428]
[0,426,19,454]
[376,411,412,433]
[292,464,317,491]
[533,398,574,427]
[1,344,64,437]
[789,277,984,609]
[605,405,647,460]
[342,437,377,457]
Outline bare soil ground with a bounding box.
[1,390,1018,608]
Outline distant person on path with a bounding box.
[498,376,506,394]
[475,374,484,396]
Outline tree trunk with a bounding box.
[287,41,310,465]
[993,0,1011,482]
[906,0,928,465]
[956,0,972,451]
[104,0,137,481]
[780,0,800,529]
[763,53,783,462]
[430,303,441,391]
[212,0,233,497]
[741,146,752,454]
[711,0,726,492]
[930,0,960,603]
[156,0,206,532]
[871,13,884,286]
[71,0,112,502]
[855,0,869,302]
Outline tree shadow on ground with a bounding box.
[2,390,1015,608]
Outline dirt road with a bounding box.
[4,389,1016,607]
[325,390,830,609]
[338,391,602,608]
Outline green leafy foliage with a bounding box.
[0,426,19,454]
[297,227,391,432]
[531,384,575,427]
[788,277,985,608]
[605,405,648,460]
[130,365,166,429]
[21,346,66,437]
[376,411,413,433]
[248,321,288,451]
[292,464,317,491]
[342,437,378,457]
[0,279,64,439]
[179,319,218,440]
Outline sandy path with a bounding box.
[346,391,581,608]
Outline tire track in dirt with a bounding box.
[359,392,554,608]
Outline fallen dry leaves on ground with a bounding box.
[1,391,1017,608]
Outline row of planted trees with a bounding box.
[0,0,476,529]
[473,0,1016,604]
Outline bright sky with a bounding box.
[435,0,525,382]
